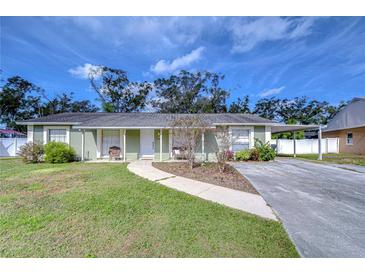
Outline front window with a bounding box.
[231,128,250,152]
[49,129,67,143]
[346,132,353,145]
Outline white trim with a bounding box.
[96,129,102,158]
[27,125,34,143]
[18,122,79,125]
[201,131,205,161]
[43,125,70,145]
[81,130,85,161]
[265,126,271,143]
[119,129,123,158]
[168,129,172,158]
[214,123,279,126]
[123,129,126,162]
[72,126,216,129]
[229,126,254,150]
[160,129,163,161]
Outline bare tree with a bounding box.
[213,126,233,173]
[170,115,208,169]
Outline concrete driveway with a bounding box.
[232,158,365,257]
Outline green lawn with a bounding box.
[279,153,365,166]
[0,158,298,258]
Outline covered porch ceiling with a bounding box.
[271,124,319,134]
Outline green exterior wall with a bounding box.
[29,124,268,162]
[195,130,218,161]
[254,126,266,144]
[154,129,170,161]
[33,125,44,144]
[84,129,97,160]
[70,128,97,160]
[126,130,140,161]
[70,128,82,159]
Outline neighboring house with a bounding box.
[17,112,278,161]
[0,129,26,138]
[323,97,365,155]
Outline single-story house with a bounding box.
[17,112,313,161]
[323,97,365,155]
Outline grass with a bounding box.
[0,158,298,258]
[278,153,365,166]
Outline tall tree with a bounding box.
[253,97,281,120]
[0,76,43,131]
[42,92,99,115]
[229,96,251,113]
[152,70,229,113]
[89,66,152,112]
[0,76,99,131]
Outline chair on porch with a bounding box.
[172,146,188,160]
[108,146,121,160]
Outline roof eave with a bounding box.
[323,123,365,132]
[16,121,80,125]
[212,122,279,126]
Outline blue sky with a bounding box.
[1,16,364,108]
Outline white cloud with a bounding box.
[68,63,102,79]
[259,86,285,97]
[150,47,205,74]
[230,17,317,53]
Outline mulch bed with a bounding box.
[152,162,258,195]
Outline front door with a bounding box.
[140,129,154,159]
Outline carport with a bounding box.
[271,124,323,159]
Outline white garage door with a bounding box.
[231,129,250,152]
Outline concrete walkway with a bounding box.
[127,160,277,220]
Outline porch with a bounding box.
[79,127,220,162]
[86,128,171,162]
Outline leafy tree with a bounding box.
[253,97,281,120]
[89,66,152,112]
[152,70,229,113]
[42,92,98,115]
[0,76,43,131]
[0,76,99,131]
[229,95,251,113]
[253,96,346,125]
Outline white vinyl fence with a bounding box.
[270,138,339,155]
[0,138,27,157]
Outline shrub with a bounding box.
[235,150,251,161]
[18,142,44,163]
[44,142,76,163]
[254,139,276,161]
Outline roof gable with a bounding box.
[324,97,365,131]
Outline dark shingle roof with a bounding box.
[18,112,277,127]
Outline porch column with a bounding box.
[123,129,126,162]
[201,131,205,161]
[160,129,163,161]
[14,137,17,156]
[27,125,34,143]
[293,131,296,158]
[318,125,322,160]
[81,129,85,161]
[168,129,172,158]
[119,129,123,159]
[96,129,102,158]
